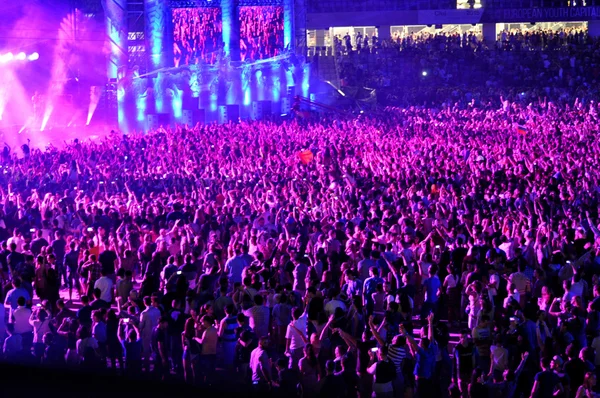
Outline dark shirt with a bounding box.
[168,309,188,336]
[454,343,475,377]
[65,250,79,272]
[86,262,102,283]
[424,276,441,303]
[122,339,143,362]
[77,305,93,325]
[335,370,359,398]
[307,296,325,321]
[451,247,468,270]
[51,238,67,264]
[374,359,396,384]
[277,368,301,397]
[0,248,10,272]
[166,211,184,223]
[465,271,482,286]
[533,370,560,398]
[152,327,168,361]
[591,296,600,312]
[414,342,437,379]
[319,374,347,398]
[55,308,76,326]
[564,358,586,391]
[356,339,377,374]
[90,299,110,311]
[469,381,487,398]
[179,262,196,273]
[99,250,118,275]
[521,320,538,353]
[31,238,49,256]
[43,344,65,366]
[163,264,178,285]
[16,262,35,283]
[7,251,25,272]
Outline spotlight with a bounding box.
[28,52,39,61]
[16,52,26,61]
[422,71,428,76]
[1,53,13,63]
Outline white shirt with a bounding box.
[285,315,307,350]
[139,306,161,339]
[490,345,508,371]
[76,337,99,360]
[592,336,600,366]
[0,305,5,338]
[30,318,52,344]
[498,242,513,259]
[570,281,584,298]
[94,276,114,303]
[489,274,500,297]
[13,306,33,334]
[444,274,457,289]
[419,262,431,284]
[324,299,346,317]
[7,236,23,252]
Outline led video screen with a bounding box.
[172,7,223,65]
[239,6,284,61]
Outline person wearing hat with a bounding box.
[485,352,529,398]
[531,356,563,398]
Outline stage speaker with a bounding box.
[251,101,273,120]
[261,101,272,117]
[182,109,206,125]
[218,106,228,124]
[251,101,263,121]
[157,113,170,127]
[227,105,240,122]
[194,109,206,125]
[287,86,296,98]
[281,97,291,115]
[182,110,194,126]
[218,105,240,124]
[146,114,159,131]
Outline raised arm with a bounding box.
[400,324,418,353]
[335,327,357,350]
[368,316,386,347]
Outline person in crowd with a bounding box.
[152,316,170,381]
[1,29,600,396]
[140,296,161,372]
[250,336,273,391]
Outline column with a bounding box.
[101,0,128,131]
[221,0,240,61]
[378,25,391,41]
[316,29,326,47]
[482,23,497,47]
[589,21,600,38]
[144,0,169,70]
[101,0,128,79]
[284,0,294,51]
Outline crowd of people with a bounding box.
[239,6,284,61]
[3,21,600,398]
[1,88,600,398]
[173,7,223,66]
[306,0,457,13]
[333,28,597,108]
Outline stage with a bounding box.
[117,53,313,132]
[0,0,315,139]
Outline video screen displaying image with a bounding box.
[172,7,223,66]
[239,6,284,61]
